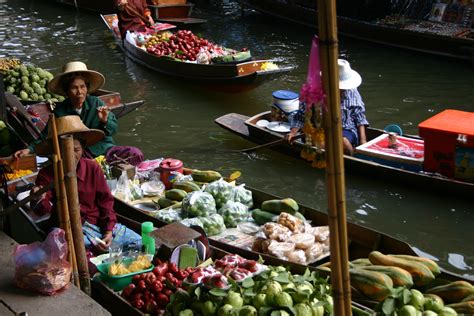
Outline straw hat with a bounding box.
[338,59,362,90]
[36,115,105,155]
[47,61,105,96]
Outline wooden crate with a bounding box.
[0,154,37,172]
[151,0,186,5]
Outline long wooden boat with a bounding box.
[239,0,474,62]
[101,14,294,91]
[215,112,474,199]
[4,90,144,146]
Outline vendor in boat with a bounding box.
[286,59,369,155]
[30,115,141,253]
[115,0,155,39]
[14,61,144,166]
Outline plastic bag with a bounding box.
[129,175,143,201]
[182,190,216,218]
[180,217,204,228]
[218,200,249,228]
[204,178,233,209]
[141,172,165,197]
[230,184,253,208]
[114,170,133,202]
[199,213,226,236]
[156,208,182,223]
[14,228,72,295]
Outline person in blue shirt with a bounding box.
[286,59,369,155]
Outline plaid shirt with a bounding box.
[290,88,369,144]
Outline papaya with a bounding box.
[426,280,474,304]
[165,189,187,201]
[261,198,299,215]
[172,181,200,192]
[368,251,435,287]
[293,211,306,221]
[462,293,474,302]
[390,254,441,275]
[157,197,179,209]
[446,300,474,314]
[360,265,414,288]
[351,258,372,267]
[349,268,393,302]
[251,209,277,225]
[191,169,222,183]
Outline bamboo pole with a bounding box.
[49,115,80,287]
[61,134,91,295]
[316,0,352,315]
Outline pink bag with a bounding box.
[14,228,72,295]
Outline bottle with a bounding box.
[141,221,156,255]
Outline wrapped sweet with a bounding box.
[218,200,249,228]
[289,233,315,249]
[262,223,291,242]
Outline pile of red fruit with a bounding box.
[146,30,226,61]
[215,255,259,281]
[121,261,194,314]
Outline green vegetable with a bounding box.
[275,292,293,307]
[264,281,283,305]
[199,214,226,236]
[294,303,313,316]
[422,311,438,316]
[218,201,249,228]
[202,301,217,316]
[230,184,253,208]
[409,289,425,310]
[179,309,194,316]
[311,305,325,316]
[218,304,235,316]
[238,306,257,316]
[438,307,457,316]
[204,179,233,208]
[0,121,6,130]
[226,291,244,308]
[182,191,217,217]
[424,294,444,313]
[398,305,418,316]
[253,293,267,309]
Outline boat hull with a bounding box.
[215,112,474,198]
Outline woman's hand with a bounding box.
[148,16,155,26]
[285,128,300,144]
[97,106,109,123]
[14,148,31,158]
[96,231,113,252]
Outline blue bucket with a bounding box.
[384,124,403,136]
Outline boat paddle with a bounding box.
[224,133,304,153]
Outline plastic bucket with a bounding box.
[159,158,183,189]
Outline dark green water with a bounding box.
[1,0,473,279]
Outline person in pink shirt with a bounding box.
[31,116,141,253]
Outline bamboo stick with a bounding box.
[49,117,80,287]
[61,134,91,295]
[316,0,352,314]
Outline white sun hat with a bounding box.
[338,59,362,90]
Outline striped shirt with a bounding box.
[290,88,369,145]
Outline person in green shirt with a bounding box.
[14,61,143,166]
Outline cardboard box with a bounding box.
[355,134,424,171]
[419,109,474,181]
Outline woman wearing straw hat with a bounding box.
[14,61,144,166]
[31,115,141,253]
[115,0,155,39]
[287,59,369,155]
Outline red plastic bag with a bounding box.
[14,228,72,295]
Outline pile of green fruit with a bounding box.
[2,63,65,103]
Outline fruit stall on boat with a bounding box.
[239,0,474,61]
[215,107,474,199]
[101,14,294,91]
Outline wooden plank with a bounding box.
[0,231,110,316]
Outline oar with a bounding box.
[226,133,304,153]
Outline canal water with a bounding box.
[1,0,473,279]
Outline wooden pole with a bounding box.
[61,134,91,295]
[49,115,80,288]
[316,0,352,315]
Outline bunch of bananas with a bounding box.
[0,58,21,74]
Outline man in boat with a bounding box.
[115,0,155,39]
[14,61,144,166]
[30,115,141,253]
[286,59,369,155]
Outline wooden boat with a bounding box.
[239,0,474,62]
[215,112,474,198]
[148,3,208,26]
[101,14,294,91]
[4,90,144,146]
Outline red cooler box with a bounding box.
[418,109,474,181]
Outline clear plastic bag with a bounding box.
[141,172,165,197]
[218,200,249,228]
[199,213,226,236]
[230,184,253,208]
[182,190,217,218]
[14,228,72,296]
[204,178,233,209]
[114,170,132,202]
